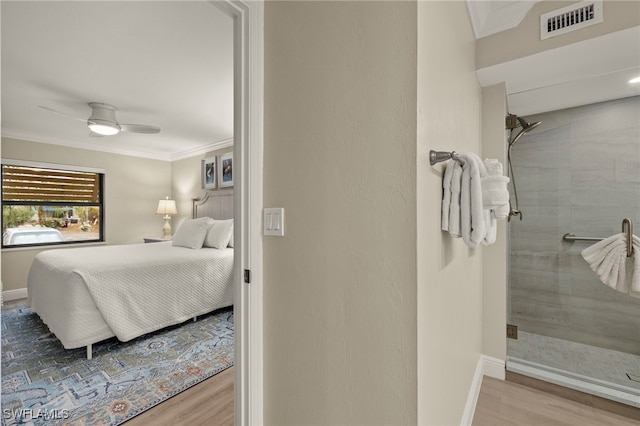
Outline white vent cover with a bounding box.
[540,1,603,40]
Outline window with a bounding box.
[2,161,104,248]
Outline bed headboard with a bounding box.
[192,189,234,220]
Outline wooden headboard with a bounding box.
[192,189,234,220]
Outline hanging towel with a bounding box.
[630,234,640,298]
[441,160,455,232]
[448,160,463,238]
[458,152,487,247]
[581,233,640,297]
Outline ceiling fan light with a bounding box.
[88,121,120,136]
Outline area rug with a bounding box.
[1,301,234,426]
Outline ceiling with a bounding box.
[2,1,638,160]
[1,1,233,162]
[468,1,640,116]
[466,0,541,39]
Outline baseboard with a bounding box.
[2,288,28,303]
[481,354,506,380]
[460,355,506,426]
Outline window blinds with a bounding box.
[2,165,101,203]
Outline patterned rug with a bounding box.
[1,301,234,425]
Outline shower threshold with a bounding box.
[507,330,640,408]
[507,357,640,408]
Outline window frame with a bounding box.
[1,159,105,249]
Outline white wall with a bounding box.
[417,2,484,424]
[1,137,171,291]
[264,2,417,424]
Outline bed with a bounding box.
[27,190,234,359]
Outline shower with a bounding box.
[506,97,640,408]
[505,114,541,221]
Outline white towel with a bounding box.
[481,175,510,209]
[631,235,640,298]
[482,158,510,217]
[493,204,510,220]
[581,233,640,297]
[458,153,487,247]
[483,210,497,245]
[448,161,463,238]
[484,158,503,176]
[441,160,455,231]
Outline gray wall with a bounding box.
[264,2,418,424]
[509,95,640,355]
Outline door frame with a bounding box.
[213,1,264,425]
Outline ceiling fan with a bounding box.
[39,102,161,136]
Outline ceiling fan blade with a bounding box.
[89,131,104,137]
[120,124,161,134]
[39,105,89,124]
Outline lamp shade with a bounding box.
[156,197,178,216]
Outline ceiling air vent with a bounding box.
[540,0,603,40]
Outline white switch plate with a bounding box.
[264,208,285,236]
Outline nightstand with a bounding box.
[143,237,171,243]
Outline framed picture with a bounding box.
[219,152,233,188]
[201,156,217,189]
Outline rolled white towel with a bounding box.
[481,158,510,220]
[492,204,510,220]
[484,158,503,176]
[481,175,510,209]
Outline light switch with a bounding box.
[264,208,285,236]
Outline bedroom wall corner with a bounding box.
[170,146,233,227]
[0,137,171,292]
[416,1,484,425]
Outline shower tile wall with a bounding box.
[509,96,640,356]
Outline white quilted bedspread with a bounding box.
[28,242,233,343]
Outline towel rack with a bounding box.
[562,233,603,242]
[429,150,464,166]
[563,218,634,257]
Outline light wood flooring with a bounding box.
[125,367,640,426]
[124,366,234,426]
[473,375,640,426]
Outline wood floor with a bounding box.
[124,366,234,426]
[124,368,640,426]
[473,375,640,426]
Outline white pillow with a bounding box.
[172,217,212,249]
[204,219,234,249]
[228,227,234,248]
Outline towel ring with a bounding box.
[622,218,634,257]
